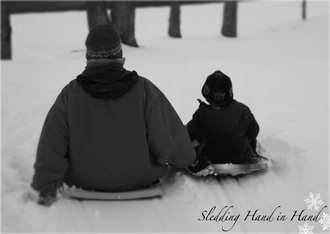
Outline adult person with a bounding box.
[31,24,196,206]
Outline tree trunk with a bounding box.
[111,2,138,47]
[302,0,307,20]
[86,1,111,31]
[168,1,182,38]
[221,1,238,38]
[1,1,11,60]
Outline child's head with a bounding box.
[201,70,234,107]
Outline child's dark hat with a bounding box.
[85,24,123,60]
[202,70,234,107]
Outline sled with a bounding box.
[212,156,271,176]
[59,184,163,200]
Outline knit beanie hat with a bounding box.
[202,70,234,106]
[85,24,123,60]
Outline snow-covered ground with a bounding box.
[1,1,329,233]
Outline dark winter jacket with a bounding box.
[186,100,259,164]
[31,59,195,194]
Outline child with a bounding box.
[186,70,261,176]
[31,24,196,206]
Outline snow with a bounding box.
[1,1,329,233]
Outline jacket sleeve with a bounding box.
[31,87,70,194]
[145,83,196,168]
[186,119,202,141]
[245,106,260,141]
[186,100,208,142]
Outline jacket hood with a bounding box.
[77,58,138,99]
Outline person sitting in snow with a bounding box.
[186,70,261,176]
[31,24,196,206]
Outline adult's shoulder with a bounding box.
[138,76,160,90]
[136,75,164,100]
[56,79,86,100]
[64,79,81,94]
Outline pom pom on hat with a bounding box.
[202,70,234,106]
[85,24,123,60]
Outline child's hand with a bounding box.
[186,156,216,177]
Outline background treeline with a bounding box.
[1,0,307,60]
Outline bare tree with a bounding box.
[168,1,182,38]
[111,2,138,47]
[302,0,307,20]
[221,1,238,38]
[1,1,11,59]
[86,1,111,31]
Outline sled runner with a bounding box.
[212,156,271,176]
[59,184,163,200]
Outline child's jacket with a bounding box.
[187,100,259,164]
[31,62,195,193]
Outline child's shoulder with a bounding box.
[192,99,213,120]
[232,100,250,109]
[233,100,254,116]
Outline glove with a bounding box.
[186,156,216,177]
[36,182,57,207]
[37,193,56,207]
